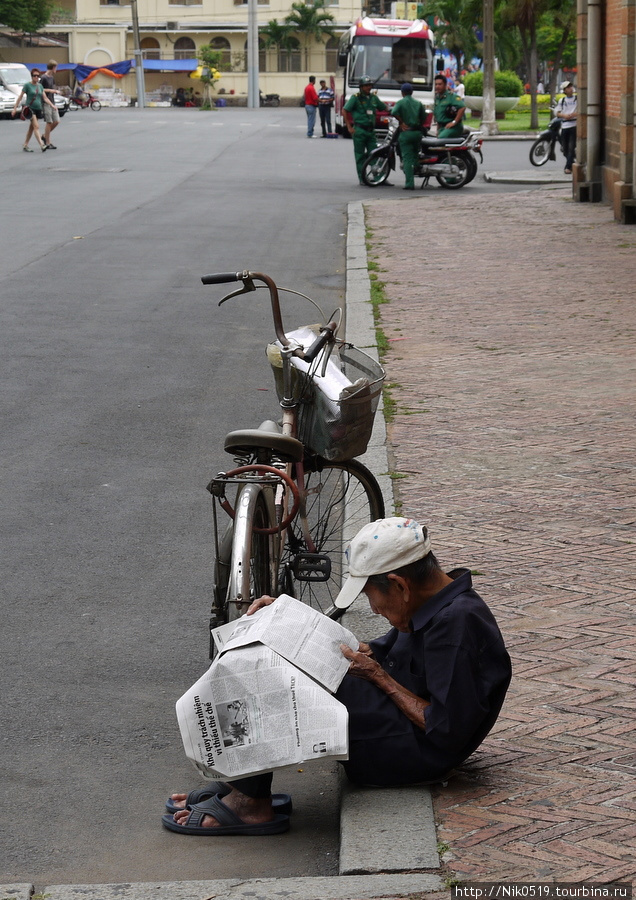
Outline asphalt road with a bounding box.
[0,107,548,887]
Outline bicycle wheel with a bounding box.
[226,483,276,622]
[280,459,385,616]
[90,100,102,111]
[529,138,551,166]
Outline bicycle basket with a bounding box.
[267,327,385,462]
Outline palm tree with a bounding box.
[284,1,336,72]
[424,0,479,75]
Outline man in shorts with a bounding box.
[40,60,61,150]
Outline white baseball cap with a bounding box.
[334,517,432,609]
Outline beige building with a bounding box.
[34,0,361,101]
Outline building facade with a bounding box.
[575,0,636,222]
[31,0,360,101]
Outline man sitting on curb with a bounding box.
[163,517,512,835]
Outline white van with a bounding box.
[0,63,68,118]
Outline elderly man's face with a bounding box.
[363,579,411,632]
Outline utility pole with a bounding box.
[481,0,498,135]
[131,0,146,109]
[246,0,259,109]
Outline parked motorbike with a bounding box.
[362,120,483,189]
[259,90,280,107]
[68,91,101,111]
[529,113,562,166]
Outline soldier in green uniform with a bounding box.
[391,83,427,190]
[344,75,389,185]
[433,73,465,138]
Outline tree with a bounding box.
[197,45,223,108]
[284,1,336,72]
[260,19,294,57]
[537,0,576,98]
[424,0,478,76]
[0,0,53,32]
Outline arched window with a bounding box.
[325,36,338,72]
[140,37,161,60]
[210,37,232,70]
[174,36,196,60]
[279,36,301,73]
[243,38,267,73]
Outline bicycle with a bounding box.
[201,270,386,656]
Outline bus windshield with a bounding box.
[349,36,434,91]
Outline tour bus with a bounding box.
[334,17,437,135]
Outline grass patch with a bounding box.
[468,110,551,132]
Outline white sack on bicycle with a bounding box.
[267,326,384,462]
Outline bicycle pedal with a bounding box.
[292,553,331,582]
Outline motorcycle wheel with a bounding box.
[362,152,391,186]
[436,154,470,190]
[271,98,280,107]
[68,99,79,111]
[529,137,552,166]
[464,152,479,185]
[90,100,102,111]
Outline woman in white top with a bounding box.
[557,81,577,174]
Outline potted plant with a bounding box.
[462,70,523,117]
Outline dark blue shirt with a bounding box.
[369,569,511,773]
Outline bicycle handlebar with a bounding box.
[201,272,242,285]
[201,270,338,357]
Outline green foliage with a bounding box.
[197,45,223,85]
[423,0,478,72]
[260,19,293,51]
[0,0,53,31]
[516,92,554,110]
[463,69,523,97]
[284,0,336,69]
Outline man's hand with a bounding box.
[246,595,277,616]
[340,644,382,681]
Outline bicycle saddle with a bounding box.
[224,420,304,463]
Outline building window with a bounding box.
[325,36,338,70]
[234,0,269,6]
[243,38,267,73]
[140,37,161,59]
[100,0,130,5]
[174,36,196,58]
[169,0,202,5]
[278,37,301,73]
[211,36,232,70]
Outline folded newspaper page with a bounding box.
[176,596,358,780]
[214,594,359,693]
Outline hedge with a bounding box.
[462,70,524,98]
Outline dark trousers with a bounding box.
[319,105,332,136]
[561,126,576,170]
[229,673,449,795]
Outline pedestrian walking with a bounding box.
[391,83,427,190]
[317,79,334,137]
[11,68,56,152]
[556,80,577,174]
[303,76,319,138]
[40,59,61,150]
[343,75,388,185]
[433,73,465,138]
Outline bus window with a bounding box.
[348,36,433,90]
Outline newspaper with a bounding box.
[176,595,358,780]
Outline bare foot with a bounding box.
[172,789,274,829]
[169,792,189,811]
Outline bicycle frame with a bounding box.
[202,270,385,646]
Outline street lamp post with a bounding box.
[131,0,146,109]
[246,0,259,109]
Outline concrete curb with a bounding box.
[2,875,443,900]
[483,169,572,184]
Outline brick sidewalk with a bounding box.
[365,188,636,883]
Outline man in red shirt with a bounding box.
[304,75,319,138]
